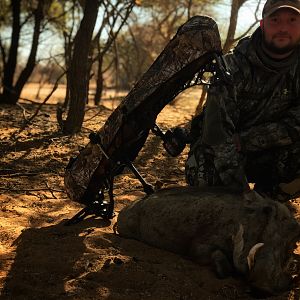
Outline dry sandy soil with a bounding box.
[0,84,300,300]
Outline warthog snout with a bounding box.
[249,268,292,296]
[247,246,294,296]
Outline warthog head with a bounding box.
[233,202,300,295]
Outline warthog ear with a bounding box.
[247,243,264,270]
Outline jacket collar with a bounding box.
[234,27,299,75]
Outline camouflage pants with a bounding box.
[185,127,300,189]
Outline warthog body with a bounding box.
[117,186,300,295]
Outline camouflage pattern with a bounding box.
[186,28,300,193]
[64,16,222,204]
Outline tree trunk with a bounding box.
[222,0,247,53]
[0,0,45,105]
[63,33,73,109]
[63,0,99,134]
[0,0,21,104]
[13,0,45,104]
[94,55,103,105]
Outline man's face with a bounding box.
[261,8,300,55]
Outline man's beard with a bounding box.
[262,35,299,55]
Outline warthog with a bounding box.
[117,186,300,295]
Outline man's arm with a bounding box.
[240,105,300,152]
[202,82,250,192]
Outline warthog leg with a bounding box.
[211,249,234,279]
[188,242,233,278]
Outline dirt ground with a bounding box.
[0,84,300,300]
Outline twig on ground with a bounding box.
[19,97,41,104]
[0,169,17,174]
[0,187,65,193]
[11,72,66,141]
[1,172,40,177]
[84,109,103,122]
[45,181,58,199]
[83,105,112,123]
[81,126,94,133]
[16,103,30,121]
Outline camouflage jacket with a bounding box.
[201,27,300,188]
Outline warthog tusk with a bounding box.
[247,243,264,270]
[233,224,244,270]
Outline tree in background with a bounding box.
[48,0,82,109]
[0,0,13,88]
[0,0,22,104]
[51,0,137,133]
[223,0,262,53]
[113,0,217,89]
[61,0,100,134]
[0,0,46,105]
[114,22,154,90]
[89,0,136,105]
[195,0,262,114]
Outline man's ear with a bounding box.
[260,19,264,29]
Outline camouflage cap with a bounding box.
[262,0,300,17]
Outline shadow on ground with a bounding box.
[1,218,110,300]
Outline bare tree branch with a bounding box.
[233,0,262,42]
[23,71,65,126]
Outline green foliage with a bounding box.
[47,0,64,19]
[112,25,154,89]
[0,0,10,26]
